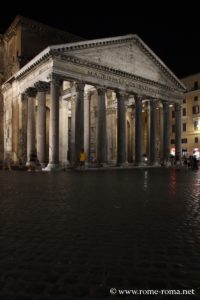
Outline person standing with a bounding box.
[79,149,87,169]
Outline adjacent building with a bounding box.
[170,73,200,159]
[0,16,185,169]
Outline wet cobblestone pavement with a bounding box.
[0,168,200,299]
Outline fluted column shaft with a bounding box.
[135,95,143,164]
[75,82,85,163]
[116,90,126,165]
[175,103,182,159]
[84,91,91,162]
[70,94,76,164]
[150,99,157,164]
[97,87,107,164]
[25,87,37,162]
[49,75,62,165]
[162,101,170,161]
[35,81,49,166]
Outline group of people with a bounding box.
[183,155,199,170]
[162,155,199,170]
[2,151,199,171]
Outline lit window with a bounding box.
[194,120,200,130]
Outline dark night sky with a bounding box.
[0,2,200,79]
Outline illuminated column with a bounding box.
[75,82,85,163]
[84,91,91,163]
[149,99,157,165]
[175,103,182,159]
[97,87,107,165]
[25,87,37,163]
[162,101,170,161]
[35,81,49,166]
[47,74,62,169]
[59,98,69,166]
[135,95,143,165]
[70,90,76,165]
[116,90,126,165]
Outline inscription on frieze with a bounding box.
[87,70,182,101]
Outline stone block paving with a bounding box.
[0,168,200,299]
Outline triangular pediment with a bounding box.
[50,35,185,91]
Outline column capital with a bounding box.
[134,94,144,103]
[25,87,37,98]
[96,86,107,95]
[21,93,26,101]
[175,102,182,111]
[116,89,127,98]
[34,81,50,92]
[162,101,170,112]
[150,99,158,109]
[49,73,63,86]
[162,100,168,105]
[75,81,85,92]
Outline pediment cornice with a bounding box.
[50,50,182,94]
[15,34,185,92]
[14,48,180,93]
[14,48,183,101]
[50,34,185,91]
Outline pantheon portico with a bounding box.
[1,34,186,169]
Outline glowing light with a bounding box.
[197,120,200,130]
[170,148,175,156]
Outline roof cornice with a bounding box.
[3,15,82,42]
[15,47,51,79]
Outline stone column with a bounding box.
[149,99,157,165]
[175,103,182,159]
[25,87,37,163]
[134,95,143,165]
[70,91,76,165]
[97,87,107,165]
[75,82,85,163]
[84,91,91,164]
[35,81,49,167]
[59,98,69,167]
[18,93,26,162]
[47,74,62,169]
[162,101,170,161]
[116,90,126,166]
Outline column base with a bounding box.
[95,162,108,168]
[40,162,46,168]
[85,161,90,168]
[135,161,146,167]
[42,163,61,171]
[116,161,129,167]
[149,161,161,167]
[107,160,116,166]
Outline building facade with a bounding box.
[170,73,200,159]
[0,17,185,169]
